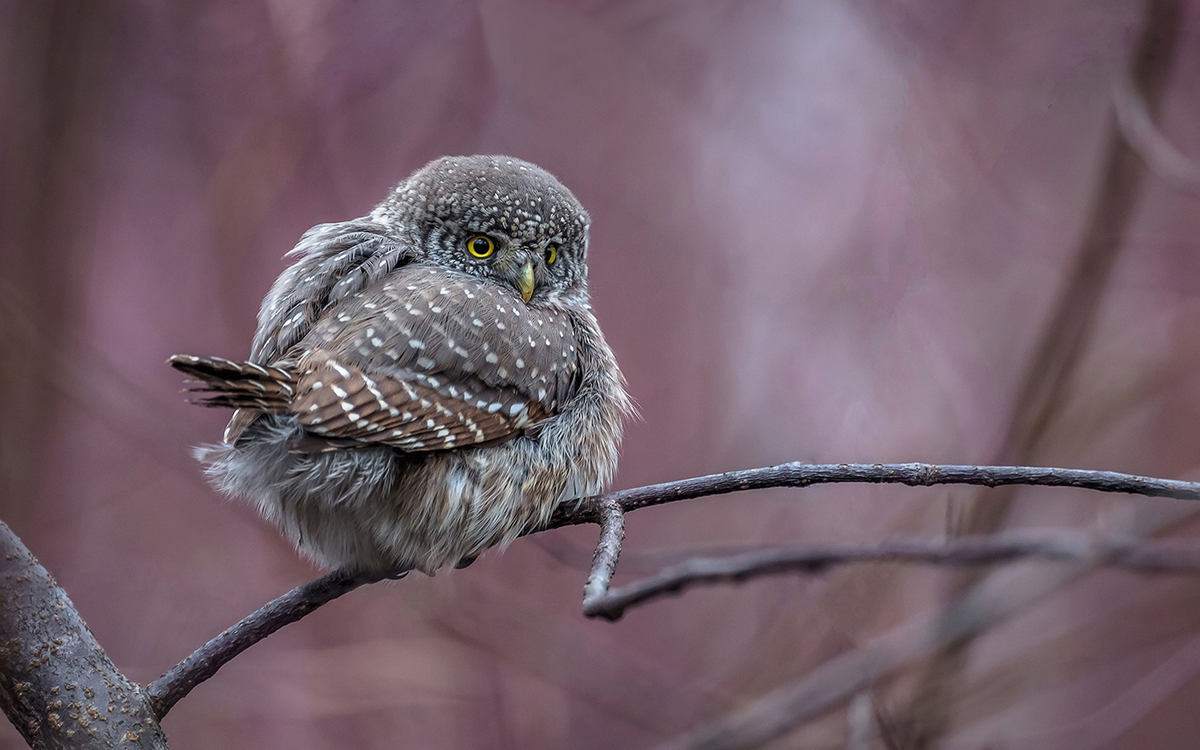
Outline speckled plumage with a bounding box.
[172,156,631,574]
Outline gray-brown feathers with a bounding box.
[171,355,296,410]
[172,155,630,573]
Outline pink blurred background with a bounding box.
[4,1,1200,747]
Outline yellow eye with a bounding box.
[467,235,495,258]
[544,243,558,265]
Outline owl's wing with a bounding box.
[222,219,413,444]
[252,219,414,364]
[285,264,581,453]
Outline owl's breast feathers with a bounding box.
[172,263,581,454]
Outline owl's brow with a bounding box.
[475,217,563,243]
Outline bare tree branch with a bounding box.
[9,462,1198,743]
[140,462,1200,722]
[584,530,1200,621]
[0,522,167,749]
[145,565,401,720]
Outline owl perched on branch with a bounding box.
[171,155,631,574]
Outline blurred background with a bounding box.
[3,1,1200,747]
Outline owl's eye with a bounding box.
[544,243,559,266]
[467,235,496,259]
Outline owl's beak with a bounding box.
[517,260,535,303]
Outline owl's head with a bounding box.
[375,155,591,305]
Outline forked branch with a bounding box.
[6,461,1200,739]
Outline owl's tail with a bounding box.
[169,354,296,411]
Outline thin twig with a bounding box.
[584,530,1200,620]
[551,463,1200,528]
[582,497,625,618]
[145,566,399,719]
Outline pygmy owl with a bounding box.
[171,155,632,574]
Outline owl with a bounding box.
[171,155,632,574]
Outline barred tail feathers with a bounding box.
[169,354,296,411]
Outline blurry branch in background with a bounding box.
[0,0,115,545]
[655,501,1198,750]
[965,629,1200,749]
[1113,70,1200,195]
[846,692,874,750]
[904,0,1188,744]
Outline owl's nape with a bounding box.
[173,155,630,573]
